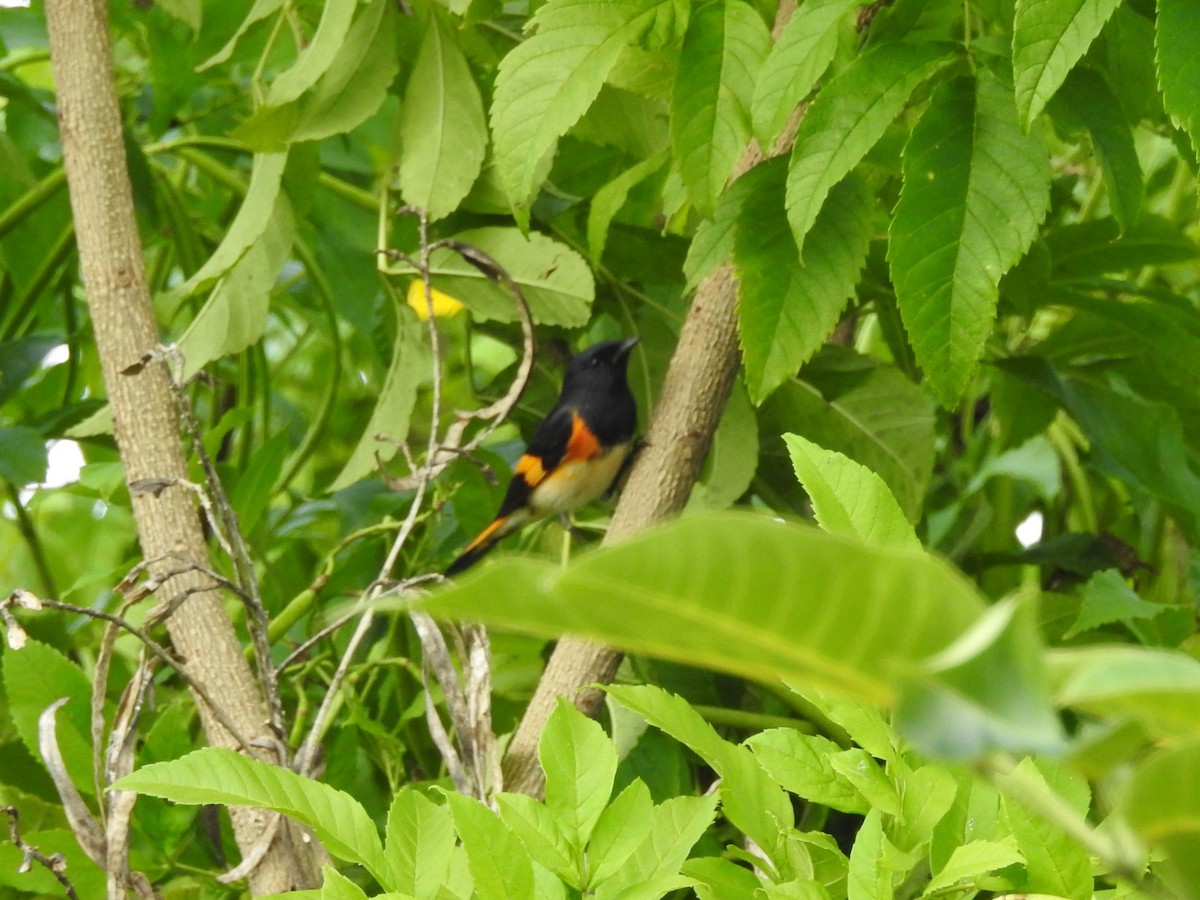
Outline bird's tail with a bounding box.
[444,510,527,576]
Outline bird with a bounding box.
[445,337,640,575]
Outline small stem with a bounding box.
[4,482,58,600]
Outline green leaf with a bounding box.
[1118,740,1200,897]
[1051,646,1200,738]
[319,865,369,900]
[829,749,899,817]
[751,0,858,148]
[420,227,594,327]
[682,164,758,292]
[922,838,1023,895]
[690,379,758,509]
[1049,67,1142,231]
[0,425,47,485]
[0,335,61,406]
[1156,0,1200,157]
[889,71,1050,407]
[786,40,955,256]
[846,809,891,900]
[385,789,456,899]
[587,780,655,888]
[294,0,400,143]
[443,790,535,900]
[997,758,1092,900]
[171,151,289,300]
[735,164,872,404]
[425,512,985,704]
[230,429,290,534]
[684,856,764,900]
[329,311,428,491]
[784,433,919,549]
[1012,0,1123,129]
[747,729,870,815]
[1064,569,1164,639]
[587,150,668,265]
[2,640,95,796]
[199,0,283,71]
[1046,215,1198,278]
[398,14,487,221]
[541,698,618,852]
[491,0,677,217]
[112,748,388,883]
[495,793,575,884]
[670,0,769,214]
[266,0,358,106]
[890,765,958,854]
[896,595,1065,758]
[600,793,718,894]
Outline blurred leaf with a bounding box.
[588,151,668,265]
[1156,0,1200,156]
[0,424,47,485]
[266,0,357,106]
[890,71,1050,407]
[199,0,283,70]
[230,429,290,534]
[690,378,758,509]
[1118,740,1200,896]
[1046,215,1198,278]
[0,335,60,406]
[398,13,487,221]
[1012,0,1122,128]
[1064,569,1163,638]
[670,0,768,214]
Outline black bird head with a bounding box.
[560,337,639,401]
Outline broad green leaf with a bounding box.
[1051,646,1200,738]
[541,699,618,852]
[762,880,833,899]
[751,0,858,147]
[997,758,1092,900]
[847,809,891,900]
[491,0,678,217]
[681,164,759,292]
[1118,740,1200,896]
[199,0,283,70]
[1012,0,1123,128]
[830,749,899,817]
[896,595,1065,758]
[1049,67,1142,231]
[684,856,764,900]
[319,866,369,900]
[747,729,869,815]
[606,684,795,869]
[1045,215,1198,278]
[329,312,428,491]
[922,838,1023,895]
[398,14,487,221]
[294,0,400,143]
[1064,569,1164,638]
[2,640,95,797]
[426,512,985,704]
[735,164,872,404]
[588,150,668,265]
[416,227,594,326]
[890,765,958,855]
[1100,5,1159,125]
[600,793,718,894]
[760,350,936,521]
[690,379,758,509]
[1156,0,1200,156]
[587,780,655,888]
[670,0,769,214]
[266,0,357,106]
[889,71,1050,407]
[786,40,955,256]
[443,790,535,900]
[171,151,288,300]
[495,793,575,884]
[0,425,47,485]
[784,433,919,549]
[385,789,455,899]
[112,748,387,883]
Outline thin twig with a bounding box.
[3,805,80,900]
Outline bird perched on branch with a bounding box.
[445,337,639,575]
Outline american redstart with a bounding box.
[445,337,639,575]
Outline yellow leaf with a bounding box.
[407,280,464,320]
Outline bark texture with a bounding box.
[44,0,317,892]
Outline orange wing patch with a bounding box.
[514,454,547,486]
[564,412,602,462]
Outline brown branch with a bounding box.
[500,1,802,799]
[3,805,80,900]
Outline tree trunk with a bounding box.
[43,0,318,892]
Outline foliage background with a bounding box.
[2,0,1200,896]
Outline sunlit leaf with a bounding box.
[1118,740,1200,896]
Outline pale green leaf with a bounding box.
[416,227,594,326]
[751,0,858,147]
[601,793,718,893]
[158,0,201,30]
[891,765,958,855]
[172,152,288,300]
[443,791,535,900]
[922,838,1023,895]
[494,793,575,884]
[319,866,369,900]
[747,729,870,815]
[587,780,655,888]
[112,748,387,883]
[587,150,668,265]
[847,809,890,900]
[786,41,955,256]
[177,192,295,377]
[1155,0,1200,156]
[267,0,358,106]
[671,0,769,214]
[541,699,618,852]
[684,856,764,900]
[889,71,1050,407]
[399,14,487,221]
[199,0,282,71]
[329,313,429,491]
[1118,740,1200,897]
[423,512,985,704]
[735,165,872,404]
[1012,0,1123,128]
[830,749,899,816]
[1064,569,1163,639]
[681,165,757,292]
[784,433,919,549]
[385,789,456,900]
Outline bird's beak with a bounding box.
[616,337,639,360]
